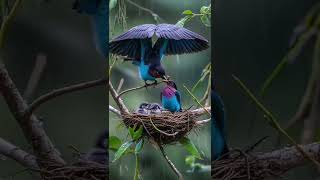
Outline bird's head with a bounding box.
[73,0,102,14]
[139,102,150,109]
[149,64,166,79]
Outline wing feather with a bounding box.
[109,24,156,58]
[153,24,209,55]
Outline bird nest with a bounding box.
[40,160,108,180]
[211,150,280,180]
[122,110,206,145]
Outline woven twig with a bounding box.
[122,110,205,145]
[38,160,108,180]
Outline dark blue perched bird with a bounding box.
[109,24,209,84]
[161,81,182,113]
[84,131,108,164]
[73,0,108,58]
[211,90,229,160]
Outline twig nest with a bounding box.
[123,110,204,145]
[212,150,277,180]
[41,160,108,180]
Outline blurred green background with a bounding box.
[214,0,319,179]
[109,0,211,180]
[0,1,106,179]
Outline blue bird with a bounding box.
[109,24,209,84]
[161,81,182,113]
[212,90,229,160]
[73,0,108,58]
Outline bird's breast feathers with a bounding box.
[162,95,180,111]
[138,63,155,81]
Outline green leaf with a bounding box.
[109,0,118,10]
[109,136,122,152]
[185,155,195,166]
[182,10,193,15]
[200,6,209,14]
[113,141,134,162]
[129,124,137,138]
[134,154,140,180]
[176,15,192,27]
[200,15,211,27]
[135,138,144,154]
[133,126,143,141]
[179,137,201,159]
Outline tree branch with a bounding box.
[0,63,65,166]
[117,81,164,99]
[195,118,211,125]
[23,53,47,101]
[159,145,184,180]
[212,143,320,179]
[0,0,23,48]
[0,137,38,170]
[125,0,165,23]
[25,77,107,117]
[109,80,129,114]
[190,106,211,115]
[109,105,121,117]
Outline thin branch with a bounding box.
[195,118,211,125]
[190,106,211,115]
[116,78,124,93]
[0,63,65,166]
[183,85,211,115]
[109,80,129,114]
[233,75,320,168]
[0,137,38,170]
[149,117,178,136]
[201,78,211,107]
[0,0,23,48]
[109,105,121,117]
[25,77,107,117]
[125,0,165,23]
[158,145,184,180]
[23,53,47,101]
[301,33,320,144]
[117,81,164,98]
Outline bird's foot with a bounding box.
[144,80,158,88]
[152,80,158,88]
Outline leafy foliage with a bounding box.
[177,4,211,27]
[260,3,320,95]
[179,137,201,159]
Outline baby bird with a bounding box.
[136,102,150,115]
[148,103,162,114]
[136,102,162,115]
[161,81,182,113]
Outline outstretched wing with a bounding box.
[153,24,209,57]
[109,24,156,59]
